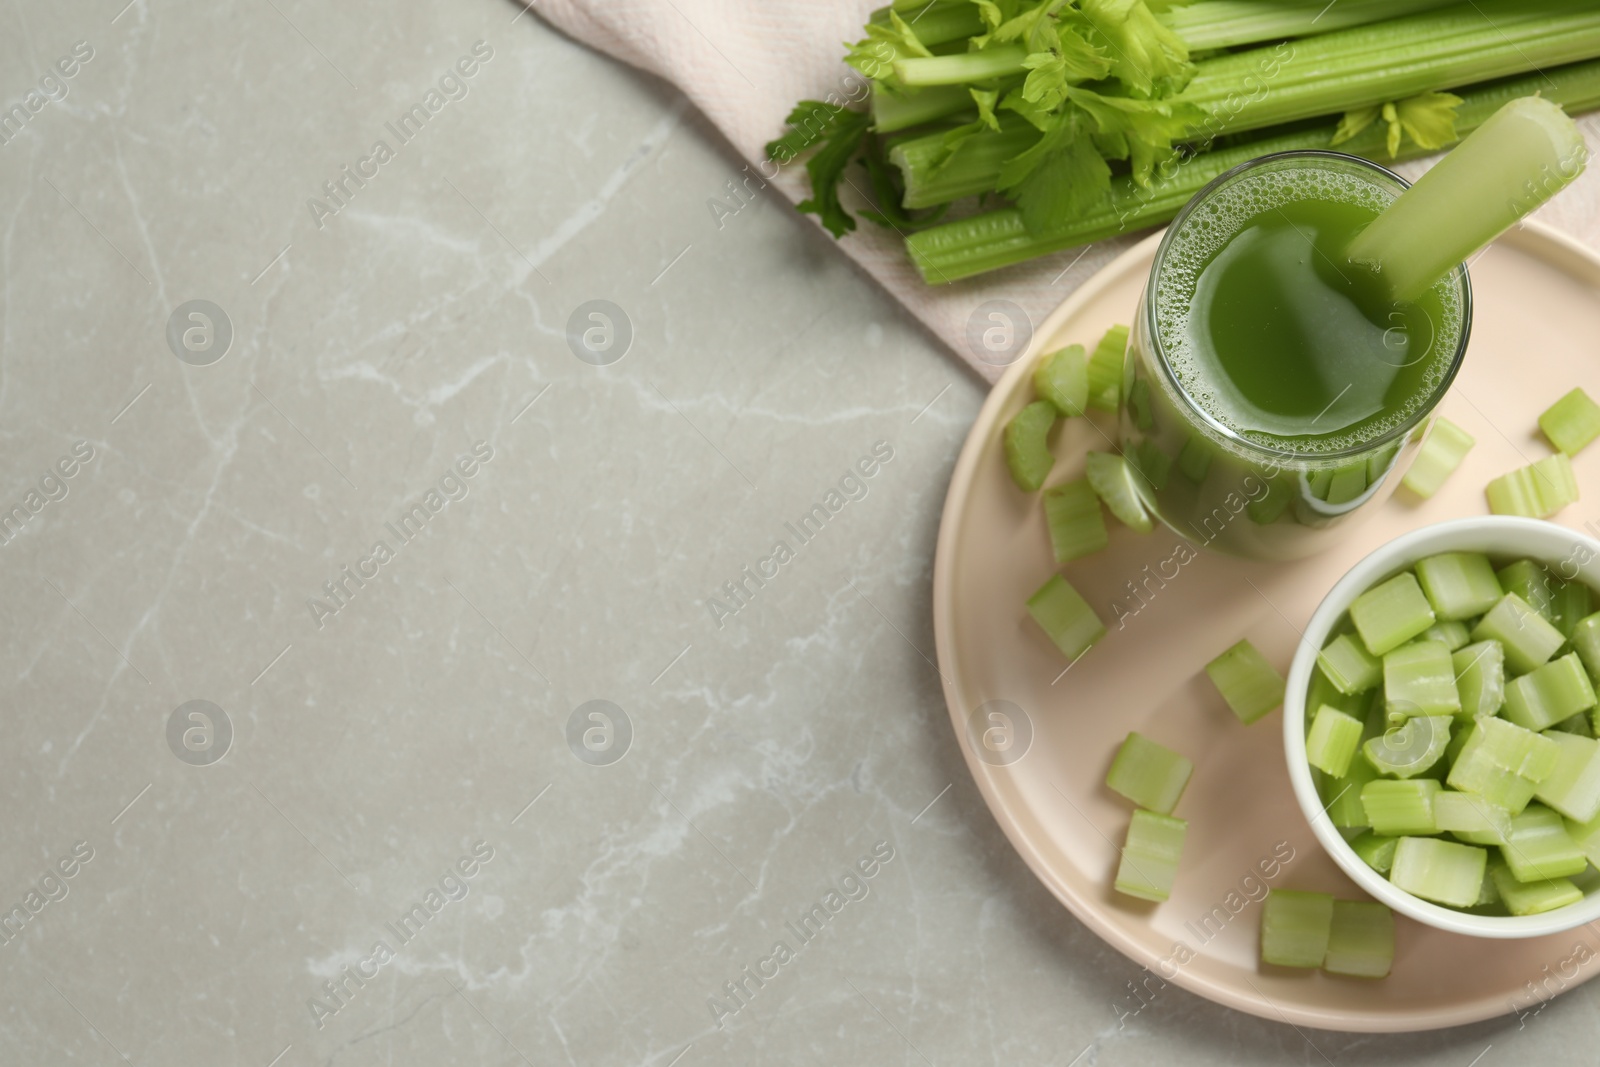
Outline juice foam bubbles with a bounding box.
[1153,167,1464,455]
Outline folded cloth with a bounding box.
[531,0,1600,384]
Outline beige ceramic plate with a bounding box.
[932,221,1600,1031]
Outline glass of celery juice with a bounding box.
[1120,150,1471,561]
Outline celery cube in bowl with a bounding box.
[1285,516,1600,939]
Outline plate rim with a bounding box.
[930,219,1600,1032]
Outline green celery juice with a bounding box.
[1123,152,1468,560]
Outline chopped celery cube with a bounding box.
[1246,476,1292,525]
[1384,641,1460,720]
[1083,451,1152,534]
[1449,715,1559,783]
[1551,712,1594,737]
[1322,751,1379,829]
[1415,552,1503,621]
[1496,560,1555,621]
[1490,859,1584,916]
[1085,324,1127,414]
[1500,803,1587,881]
[1004,401,1057,492]
[1486,453,1579,518]
[1532,731,1600,823]
[1318,634,1382,695]
[1132,440,1171,491]
[1421,621,1472,652]
[1106,732,1193,815]
[1323,900,1394,979]
[1306,468,1334,501]
[1452,640,1505,719]
[1308,663,1366,718]
[1114,809,1186,903]
[1043,479,1108,564]
[1472,594,1565,675]
[1564,809,1600,867]
[1572,612,1600,682]
[1027,575,1106,662]
[1390,837,1488,907]
[1307,705,1365,778]
[1178,435,1212,483]
[1476,867,1502,907]
[1033,344,1089,417]
[1362,779,1440,835]
[1204,640,1284,725]
[1434,791,1514,844]
[1448,761,1540,815]
[1447,720,1553,815]
[1259,889,1334,969]
[1539,387,1600,456]
[1325,463,1369,507]
[1350,831,1399,874]
[1551,581,1592,641]
[1363,716,1452,778]
[1128,379,1154,432]
[1503,652,1597,733]
[1350,572,1436,657]
[1402,417,1475,499]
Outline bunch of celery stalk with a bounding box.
[768,0,1600,283]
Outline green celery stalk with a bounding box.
[1435,790,1514,844]
[1115,809,1188,902]
[1163,0,1457,51]
[868,1,984,47]
[1205,639,1284,725]
[1490,859,1583,916]
[1487,453,1580,518]
[1044,479,1109,563]
[1322,899,1395,979]
[1571,612,1600,681]
[1502,652,1597,733]
[1452,640,1505,719]
[1027,575,1106,661]
[1181,2,1600,140]
[1318,633,1382,695]
[1260,889,1334,968]
[1106,732,1194,814]
[1500,803,1588,881]
[1004,400,1057,492]
[1363,715,1452,778]
[1497,559,1556,621]
[1307,705,1365,778]
[1402,418,1477,499]
[1540,388,1600,456]
[1533,731,1600,823]
[1350,572,1435,658]
[1390,836,1487,907]
[904,59,1600,282]
[1384,640,1461,721]
[1085,325,1128,415]
[1350,831,1399,874]
[1362,778,1440,836]
[1415,552,1503,622]
[1346,97,1586,302]
[1034,345,1089,417]
[1473,594,1566,675]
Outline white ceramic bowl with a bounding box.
[1285,515,1600,938]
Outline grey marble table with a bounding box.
[0,1,1592,1064]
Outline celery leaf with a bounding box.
[766,103,873,238]
[1396,91,1464,151]
[1078,0,1191,96]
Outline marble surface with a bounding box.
[0,1,1595,1064]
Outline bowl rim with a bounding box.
[1284,515,1600,938]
